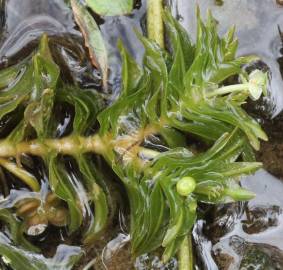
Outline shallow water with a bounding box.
[0,0,283,269]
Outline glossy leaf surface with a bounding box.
[86,0,133,16]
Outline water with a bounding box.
[0,0,283,269]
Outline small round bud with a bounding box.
[176,177,196,196]
[247,69,268,100]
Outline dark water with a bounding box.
[0,0,283,269]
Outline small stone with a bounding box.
[27,223,47,236]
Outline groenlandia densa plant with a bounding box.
[0,3,268,270]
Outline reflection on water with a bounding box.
[0,0,77,63]
[0,0,283,269]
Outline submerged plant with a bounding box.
[0,4,268,270]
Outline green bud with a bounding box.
[176,177,196,196]
[247,69,268,101]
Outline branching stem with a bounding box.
[0,135,105,158]
[206,83,250,98]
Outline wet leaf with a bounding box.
[118,40,143,96]
[86,0,133,16]
[0,234,82,270]
[0,209,39,252]
[71,0,108,89]
[56,86,104,135]
[76,155,109,244]
[0,35,59,142]
[0,61,27,89]
[32,34,60,101]
[24,88,54,138]
[47,155,83,232]
[0,158,40,191]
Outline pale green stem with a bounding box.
[0,135,106,191]
[0,134,105,158]
[178,234,194,270]
[206,83,250,98]
[0,133,160,191]
[147,0,164,48]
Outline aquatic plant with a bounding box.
[0,3,268,270]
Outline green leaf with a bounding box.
[56,86,104,135]
[0,34,59,130]
[71,0,108,89]
[0,64,33,121]
[0,209,38,252]
[118,40,143,96]
[86,0,133,16]
[0,234,82,270]
[76,155,109,244]
[0,158,40,191]
[159,127,187,148]
[0,61,27,89]
[32,34,60,101]
[24,88,54,138]
[47,155,83,232]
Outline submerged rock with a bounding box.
[212,236,283,270]
[242,205,282,234]
[240,244,283,270]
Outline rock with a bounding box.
[212,236,283,270]
[242,205,282,234]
